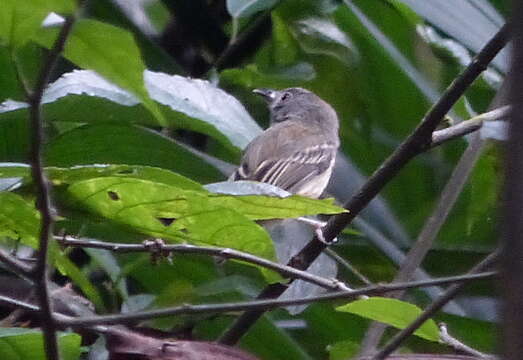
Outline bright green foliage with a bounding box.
[0,328,81,360]
[336,297,440,341]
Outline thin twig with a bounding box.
[0,248,33,278]
[431,105,511,146]
[324,248,373,286]
[372,251,499,360]
[218,22,510,346]
[439,323,496,359]
[56,236,351,291]
[53,271,496,327]
[27,13,77,360]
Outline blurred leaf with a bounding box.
[0,192,106,309]
[291,16,357,65]
[226,0,278,19]
[328,339,360,360]
[0,328,81,360]
[54,251,106,310]
[0,69,262,150]
[336,297,440,341]
[466,147,500,238]
[36,19,165,126]
[270,14,299,66]
[0,192,39,247]
[0,110,30,162]
[396,0,508,72]
[0,0,74,49]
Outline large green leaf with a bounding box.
[0,328,81,360]
[44,123,223,183]
[336,297,440,342]
[35,19,164,126]
[204,181,346,219]
[66,177,276,261]
[0,163,205,190]
[0,70,262,150]
[0,0,74,49]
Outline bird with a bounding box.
[230,87,340,200]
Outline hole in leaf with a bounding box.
[108,191,120,200]
[158,218,176,226]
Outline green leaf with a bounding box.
[207,193,345,219]
[0,328,81,360]
[35,19,165,126]
[328,339,360,360]
[0,192,104,310]
[0,164,206,191]
[226,0,278,18]
[0,0,74,49]
[66,177,276,261]
[44,124,223,183]
[204,181,347,219]
[290,16,357,65]
[0,70,262,150]
[0,192,39,247]
[336,297,440,342]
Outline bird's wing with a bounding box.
[231,121,337,196]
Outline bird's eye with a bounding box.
[281,92,291,101]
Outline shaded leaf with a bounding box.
[44,123,223,183]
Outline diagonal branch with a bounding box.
[218,22,510,346]
[372,251,499,359]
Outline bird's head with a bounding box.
[253,87,336,126]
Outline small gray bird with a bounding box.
[231,87,340,199]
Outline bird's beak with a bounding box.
[253,88,276,102]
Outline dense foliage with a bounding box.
[0,1,508,359]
